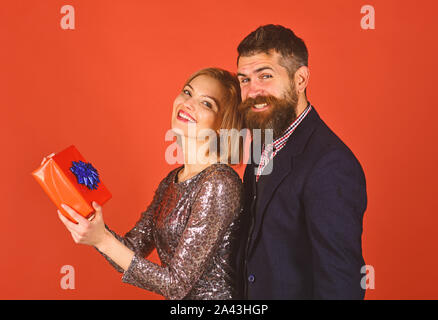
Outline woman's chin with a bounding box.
[171,122,199,139]
[171,127,185,136]
[171,120,185,134]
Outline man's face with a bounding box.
[237,50,298,140]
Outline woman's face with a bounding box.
[171,75,224,138]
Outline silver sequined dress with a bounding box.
[97,164,243,300]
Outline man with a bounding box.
[235,24,367,299]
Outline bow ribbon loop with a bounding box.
[70,160,100,190]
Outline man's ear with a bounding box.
[294,66,310,94]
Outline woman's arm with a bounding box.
[96,209,155,273]
[58,178,168,272]
[58,201,155,273]
[95,228,135,271]
[58,168,243,299]
[120,169,243,299]
[58,202,135,271]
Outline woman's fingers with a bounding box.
[58,210,76,230]
[61,203,89,226]
[92,201,103,218]
[57,202,105,246]
[90,201,104,224]
[68,228,84,244]
[57,210,83,235]
[58,210,87,244]
[92,201,101,211]
[68,228,79,243]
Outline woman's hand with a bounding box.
[58,201,107,247]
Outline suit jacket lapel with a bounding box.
[247,107,321,257]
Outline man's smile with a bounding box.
[252,103,270,112]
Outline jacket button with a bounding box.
[248,274,255,283]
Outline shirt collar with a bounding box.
[271,102,312,152]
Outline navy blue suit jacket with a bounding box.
[235,107,367,300]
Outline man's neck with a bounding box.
[295,95,309,118]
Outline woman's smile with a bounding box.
[177,109,197,123]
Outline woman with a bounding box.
[58,68,245,300]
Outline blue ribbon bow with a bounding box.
[70,160,100,190]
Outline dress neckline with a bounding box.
[173,163,223,185]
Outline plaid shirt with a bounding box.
[256,103,312,182]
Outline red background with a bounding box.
[1,0,437,299]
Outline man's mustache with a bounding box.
[238,95,279,113]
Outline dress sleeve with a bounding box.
[95,179,166,273]
[121,168,243,299]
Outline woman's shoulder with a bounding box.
[198,164,243,189]
[151,166,181,194]
[161,166,182,183]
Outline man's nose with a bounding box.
[246,82,264,99]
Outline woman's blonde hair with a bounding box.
[185,68,245,165]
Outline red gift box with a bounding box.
[32,145,112,223]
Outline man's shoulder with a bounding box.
[308,121,366,188]
[305,114,358,161]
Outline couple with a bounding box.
[58,25,367,300]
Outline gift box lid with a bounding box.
[53,145,111,199]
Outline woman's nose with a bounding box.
[183,99,195,111]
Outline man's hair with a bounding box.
[237,24,308,80]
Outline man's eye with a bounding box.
[261,74,273,79]
[240,78,249,84]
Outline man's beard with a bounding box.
[238,85,299,143]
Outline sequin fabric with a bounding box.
[96,164,243,300]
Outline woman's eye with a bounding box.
[183,89,191,96]
[202,101,212,108]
